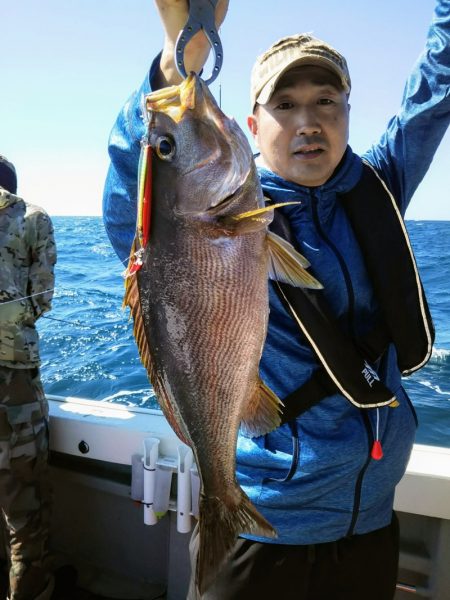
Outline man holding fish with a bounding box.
[103,0,450,598]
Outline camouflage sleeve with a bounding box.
[26,207,57,319]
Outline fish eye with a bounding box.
[155,135,176,161]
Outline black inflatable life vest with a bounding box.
[269,161,435,420]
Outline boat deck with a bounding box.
[0,564,166,600]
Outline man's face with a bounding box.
[247,65,350,187]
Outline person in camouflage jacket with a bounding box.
[0,156,56,600]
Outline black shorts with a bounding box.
[189,513,399,600]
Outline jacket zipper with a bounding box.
[310,190,356,337]
[346,411,374,536]
[310,190,373,536]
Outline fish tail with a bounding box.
[195,491,276,594]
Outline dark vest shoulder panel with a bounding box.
[341,162,434,374]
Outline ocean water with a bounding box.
[38,217,450,448]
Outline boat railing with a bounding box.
[47,395,450,600]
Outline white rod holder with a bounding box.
[190,463,200,518]
[154,465,173,517]
[177,445,193,533]
[143,437,160,525]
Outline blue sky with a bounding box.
[1,0,448,219]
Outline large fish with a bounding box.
[124,73,321,594]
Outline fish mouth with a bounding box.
[146,74,197,123]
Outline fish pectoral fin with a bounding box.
[267,231,323,289]
[218,206,273,234]
[240,380,283,438]
[218,202,302,235]
[231,202,301,222]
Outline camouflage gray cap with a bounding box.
[251,34,351,108]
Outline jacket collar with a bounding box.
[256,146,363,201]
[0,187,21,210]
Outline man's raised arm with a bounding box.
[364,0,450,214]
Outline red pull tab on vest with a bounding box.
[371,440,383,460]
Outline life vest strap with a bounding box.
[279,368,338,423]
[266,161,433,419]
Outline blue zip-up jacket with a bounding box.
[103,1,450,544]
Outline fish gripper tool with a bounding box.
[174,0,223,85]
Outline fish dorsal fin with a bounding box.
[123,267,190,445]
[239,380,283,438]
[123,267,152,371]
[267,231,323,289]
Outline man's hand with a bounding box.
[154,0,229,88]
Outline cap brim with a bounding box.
[256,56,350,106]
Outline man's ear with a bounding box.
[247,114,258,141]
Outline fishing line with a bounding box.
[1,287,130,335]
[218,23,223,109]
[0,289,54,305]
[40,314,104,334]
